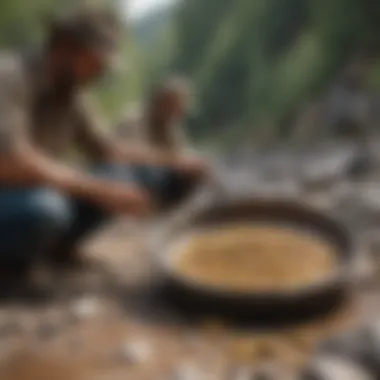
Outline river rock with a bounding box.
[115,338,154,365]
[35,321,59,341]
[228,367,256,380]
[171,362,214,380]
[68,297,101,323]
[229,364,296,380]
[0,318,23,338]
[352,182,380,224]
[299,150,351,192]
[301,354,374,380]
[317,323,380,376]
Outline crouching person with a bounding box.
[0,8,208,273]
[117,76,207,209]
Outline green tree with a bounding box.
[140,0,380,144]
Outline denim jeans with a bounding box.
[0,163,198,266]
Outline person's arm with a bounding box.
[0,74,148,214]
[74,95,209,175]
[0,133,149,214]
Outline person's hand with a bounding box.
[91,181,151,216]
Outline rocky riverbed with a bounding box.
[2,142,380,379]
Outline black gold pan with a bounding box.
[149,197,358,325]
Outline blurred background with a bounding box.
[2,1,380,379]
[5,0,380,150]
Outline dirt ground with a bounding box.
[0,216,375,380]
[2,147,380,379]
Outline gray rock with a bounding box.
[303,192,336,212]
[171,362,211,380]
[362,320,380,366]
[318,327,364,356]
[252,364,298,380]
[228,367,255,380]
[299,151,351,191]
[35,321,58,341]
[0,319,23,338]
[317,324,380,376]
[230,364,298,380]
[345,182,380,227]
[228,363,298,380]
[346,154,372,179]
[302,354,374,380]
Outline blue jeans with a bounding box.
[0,164,198,267]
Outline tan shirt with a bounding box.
[0,51,111,162]
[116,110,188,155]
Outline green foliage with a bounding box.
[2,0,380,140]
[94,37,144,121]
[140,0,380,144]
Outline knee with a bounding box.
[25,189,73,233]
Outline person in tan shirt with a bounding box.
[117,76,204,206]
[0,7,207,271]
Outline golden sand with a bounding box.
[173,225,337,292]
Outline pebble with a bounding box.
[229,363,296,380]
[360,320,380,371]
[303,192,336,212]
[318,327,364,356]
[367,233,380,256]
[317,324,380,376]
[35,321,59,341]
[299,155,347,191]
[349,183,380,227]
[171,362,214,380]
[0,318,23,338]
[301,354,374,380]
[365,233,380,279]
[229,366,255,380]
[68,297,101,322]
[115,339,154,365]
[346,154,372,179]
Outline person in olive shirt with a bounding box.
[117,76,202,206]
[0,7,207,271]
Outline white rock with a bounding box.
[69,297,100,321]
[116,339,153,365]
[317,325,380,375]
[358,183,380,210]
[303,355,374,380]
[172,362,213,380]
